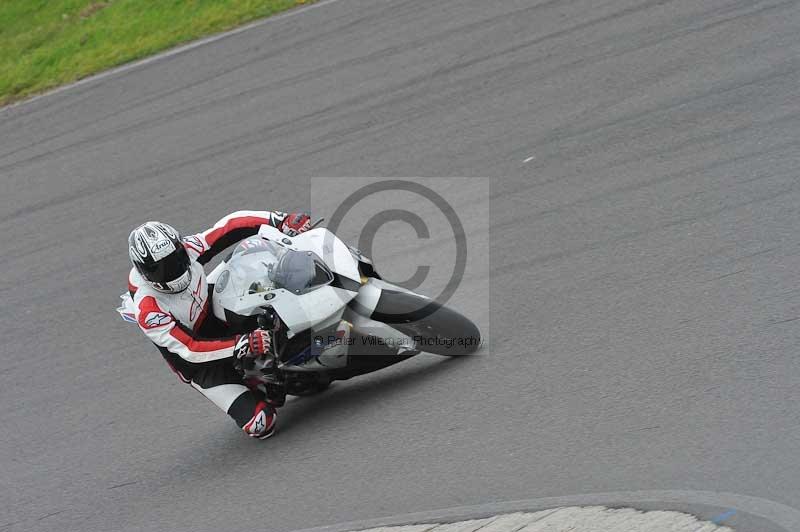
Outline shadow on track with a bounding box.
[160,354,475,483]
[274,354,469,436]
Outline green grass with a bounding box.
[0,0,312,105]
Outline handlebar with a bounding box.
[307,217,325,230]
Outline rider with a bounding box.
[127,210,312,439]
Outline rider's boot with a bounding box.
[242,401,277,439]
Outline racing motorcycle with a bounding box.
[119,223,481,397]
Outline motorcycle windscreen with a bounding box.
[224,238,287,296]
[270,250,334,294]
[224,239,333,296]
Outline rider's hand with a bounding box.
[280,212,311,237]
[234,330,272,360]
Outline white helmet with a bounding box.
[128,222,192,293]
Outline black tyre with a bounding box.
[284,374,331,396]
[289,381,330,396]
[371,290,481,356]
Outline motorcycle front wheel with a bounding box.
[371,290,481,356]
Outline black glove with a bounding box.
[233,330,272,370]
[279,212,311,237]
[234,330,271,357]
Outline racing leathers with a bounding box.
[128,210,308,439]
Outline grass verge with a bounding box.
[0,0,313,106]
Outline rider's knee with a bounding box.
[241,400,277,439]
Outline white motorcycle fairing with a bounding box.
[208,225,424,375]
[208,225,363,338]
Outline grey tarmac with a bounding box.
[1,1,799,531]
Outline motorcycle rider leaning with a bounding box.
[127,210,311,439]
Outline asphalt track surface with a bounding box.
[2,1,800,531]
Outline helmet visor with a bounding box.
[140,246,191,284]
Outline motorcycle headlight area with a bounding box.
[224,237,334,297]
[270,250,334,294]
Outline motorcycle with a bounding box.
[118,222,481,397]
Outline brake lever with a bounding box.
[308,217,325,230]
[257,308,286,372]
